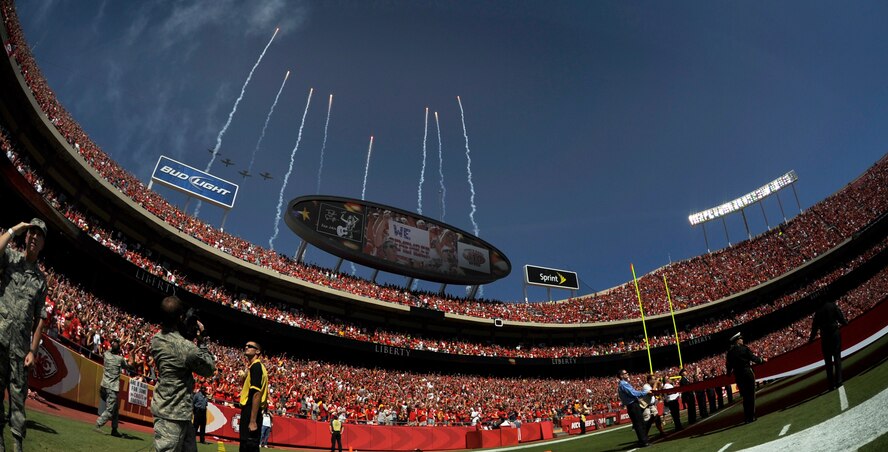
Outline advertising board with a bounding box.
[150,155,239,209]
[524,265,579,290]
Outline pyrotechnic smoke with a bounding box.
[353,134,374,276]
[417,107,429,215]
[456,96,480,237]
[316,94,334,193]
[269,88,314,250]
[196,27,279,216]
[247,70,290,176]
[205,27,279,174]
[435,111,446,222]
[361,136,374,200]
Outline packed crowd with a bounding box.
[39,253,888,425]
[5,133,888,359]
[5,0,888,434]
[3,1,888,325]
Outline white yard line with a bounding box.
[742,385,888,451]
[839,385,849,411]
[717,442,733,452]
[779,424,791,436]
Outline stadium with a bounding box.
[1,1,887,451]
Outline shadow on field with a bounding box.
[115,432,145,441]
[599,440,643,452]
[653,332,888,446]
[24,420,57,434]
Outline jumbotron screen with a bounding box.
[285,196,511,285]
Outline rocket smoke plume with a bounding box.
[316,94,334,193]
[352,134,374,277]
[417,107,429,215]
[361,136,374,200]
[456,96,480,237]
[196,27,279,217]
[435,111,446,222]
[247,70,290,175]
[205,27,279,174]
[269,88,314,250]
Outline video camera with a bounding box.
[181,307,202,340]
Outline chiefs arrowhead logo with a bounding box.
[29,341,67,388]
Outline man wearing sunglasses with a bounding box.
[239,341,268,452]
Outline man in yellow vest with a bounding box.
[330,412,344,452]
[239,341,267,452]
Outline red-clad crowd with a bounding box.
[4,134,888,360]
[5,0,888,432]
[3,1,888,326]
[37,255,888,425]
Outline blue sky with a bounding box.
[16,0,888,302]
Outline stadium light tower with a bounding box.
[689,171,799,251]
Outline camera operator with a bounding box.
[150,296,215,452]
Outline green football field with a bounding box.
[6,333,888,452]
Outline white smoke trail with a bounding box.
[456,96,480,237]
[361,136,374,200]
[269,88,314,250]
[352,135,374,277]
[417,107,429,215]
[205,27,279,174]
[247,70,290,175]
[316,94,334,193]
[435,111,446,222]
[196,27,279,217]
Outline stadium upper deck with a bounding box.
[1,0,886,333]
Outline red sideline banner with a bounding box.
[203,406,553,450]
[559,403,662,435]
[657,298,888,396]
[28,334,155,422]
[206,403,480,451]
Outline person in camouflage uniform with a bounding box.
[150,296,215,452]
[0,219,49,452]
[95,338,131,436]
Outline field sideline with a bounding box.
[5,332,887,452]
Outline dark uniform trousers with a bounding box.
[682,390,696,424]
[736,368,757,422]
[822,329,843,389]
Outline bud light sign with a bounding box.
[150,156,239,209]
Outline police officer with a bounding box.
[0,219,49,452]
[150,296,216,452]
[809,295,848,390]
[330,412,344,452]
[95,338,132,437]
[725,332,766,424]
[193,387,209,444]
